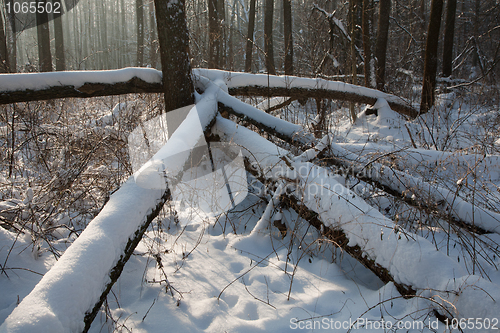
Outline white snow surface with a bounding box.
[0,67,161,92]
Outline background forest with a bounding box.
[1,0,499,101]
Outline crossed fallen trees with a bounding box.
[1,70,498,332]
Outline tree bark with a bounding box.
[244,0,256,72]
[264,0,276,74]
[0,7,8,73]
[6,3,16,72]
[209,0,221,68]
[420,0,444,114]
[362,0,374,87]
[154,0,194,112]
[283,0,293,75]
[36,0,52,72]
[374,0,390,91]
[137,0,145,66]
[218,0,226,68]
[441,0,456,77]
[149,0,158,68]
[53,11,66,71]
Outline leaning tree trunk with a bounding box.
[36,0,52,72]
[420,0,444,114]
[0,8,8,73]
[283,0,293,75]
[154,0,194,112]
[441,0,456,78]
[374,0,390,91]
[244,0,256,72]
[264,0,276,75]
[54,12,66,71]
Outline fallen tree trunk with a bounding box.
[0,83,219,333]
[212,115,500,322]
[220,95,500,236]
[281,193,416,297]
[196,69,418,118]
[0,68,417,118]
[0,76,163,104]
[228,85,416,118]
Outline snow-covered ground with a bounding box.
[1,71,500,332]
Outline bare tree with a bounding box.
[149,0,158,68]
[154,0,194,112]
[0,7,8,73]
[53,10,66,71]
[209,0,221,68]
[137,0,145,66]
[420,0,444,114]
[374,0,390,91]
[244,0,256,72]
[442,0,456,77]
[36,0,52,72]
[283,0,293,74]
[362,0,374,87]
[264,0,276,74]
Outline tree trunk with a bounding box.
[441,0,456,78]
[244,0,256,72]
[149,0,158,68]
[349,0,358,122]
[208,0,220,68]
[154,0,194,112]
[283,0,293,75]
[0,8,8,73]
[36,0,52,72]
[7,5,16,72]
[420,0,444,114]
[54,12,66,71]
[218,0,226,68]
[374,0,390,91]
[264,0,276,75]
[137,0,145,66]
[121,0,127,67]
[362,0,374,87]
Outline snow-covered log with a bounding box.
[0,84,219,333]
[196,69,418,118]
[324,142,500,235]
[0,68,163,104]
[212,116,500,324]
[216,91,315,146]
[0,68,416,118]
[222,96,500,235]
